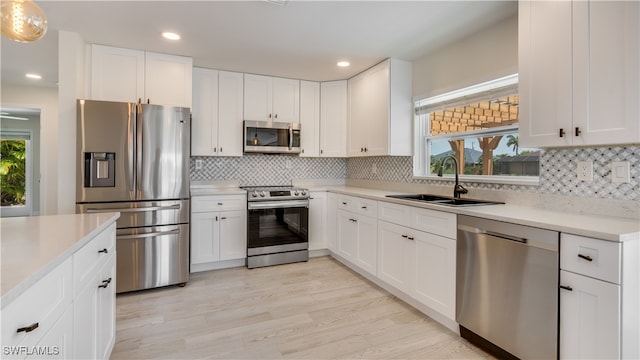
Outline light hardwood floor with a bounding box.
[112,256,492,359]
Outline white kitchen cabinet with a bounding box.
[309,191,327,251]
[559,233,639,359]
[90,44,193,107]
[320,80,348,157]
[299,81,320,157]
[326,192,338,252]
[73,224,116,360]
[377,201,457,321]
[34,305,74,360]
[191,68,244,156]
[191,195,247,272]
[347,59,412,157]
[519,1,639,147]
[336,205,378,277]
[244,74,300,122]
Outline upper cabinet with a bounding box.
[191,68,244,157]
[90,44,193,108]
[347,59,413,157]
[519,1,639,148]
[320,80,348,157]
[299,81,320,157]
[244,74,300,122]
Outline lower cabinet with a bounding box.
[309,191,327,252]
[336,209,377,276]
[191,194,247,272]
[326,192,338,252]
[560,270,620,359]
[378,220,456,320]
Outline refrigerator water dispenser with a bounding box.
[84,152,115,187]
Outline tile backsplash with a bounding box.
[190,145,638,201]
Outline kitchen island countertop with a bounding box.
[1,212,120,307]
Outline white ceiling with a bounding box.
[1,1,516,88]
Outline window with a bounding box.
[1,130,33,217]
[413,74,539,184]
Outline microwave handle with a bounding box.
[289,125,293,150]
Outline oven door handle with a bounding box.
[248,200,309,210]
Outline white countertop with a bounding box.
[1,212,120,307]
[191,180,246,196]
[321,185,640,242]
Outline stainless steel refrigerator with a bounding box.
[76,99,190,293]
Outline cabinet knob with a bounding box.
[360,147,364,152]
[147,99,150,104]
[575,127,582,136]
[268,113,272,118]
[559,128,565,138]
[98,248,108,254]
[274,114,278,119]
[320,149,324,154]
[364,147,368,152]
[301,149,304,153]
[342,202,347,205]
[219,147,223,153]
[16,322,39,333]
[214,148,217,153]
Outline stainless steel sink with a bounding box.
[385,194,504,207]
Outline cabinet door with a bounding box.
[572,1,640,146]
[365,61,390,156]
[73,273,99,359]
[355,215,377,276]
[191,68,219,156]
[412,232,456,320]
[217,71,244,156]
[348,73,369,156]
[518,0,573,148]
[244,74,272,121]
[336,210,357,261]
[320,81,348,157]
[190,212,220,265]
[97,255,116,360]
[326,193,338,252]
[35,305,74,360]
[560,270,620,359]
[377,221,413,293]
[299,81,320,157]
[271,77,300,122]
[144,52,193,108]
[90,45,145,103]
[219,210,246,261]
[309,192,327,251]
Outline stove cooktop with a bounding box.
[241,185,309,201]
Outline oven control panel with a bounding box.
[244,186,309,201]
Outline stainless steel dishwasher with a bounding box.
[456,215,559,359]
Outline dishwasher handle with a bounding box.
[485,230,528,244]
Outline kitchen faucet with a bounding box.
[437,155,468,198]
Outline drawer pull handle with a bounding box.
[98,277,112,289]
[401,235,408,238]
[342,202,347,205]
[361,206,367,209]
[98,248,108,254]
[578,254,593,262]
[217,203,223,205]
[349,218,357,223]
[407,237,415,240]
[220,217,227,220]
[560,285,573,291]
[17,323,39,333]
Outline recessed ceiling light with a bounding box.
[25,73,42,80]
[162,32,180,41]
[337,61,350,67]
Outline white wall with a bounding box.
[0,85,58,215]
[57,31,85,214]
[412,14,518,99]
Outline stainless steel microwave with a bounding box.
[244,120,301,154]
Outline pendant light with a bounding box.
[1,0,48,43]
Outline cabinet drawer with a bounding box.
[73,223,116,291]
[337,194,377,216]
[191,195,246,212]
[561,233,621,284]
[2,258,73,350]
[378,201,456,239]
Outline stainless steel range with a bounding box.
[242,185,309,269]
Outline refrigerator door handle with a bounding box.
[127,103,138,197]
[118,229,180,240]
[85,204,181,213]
